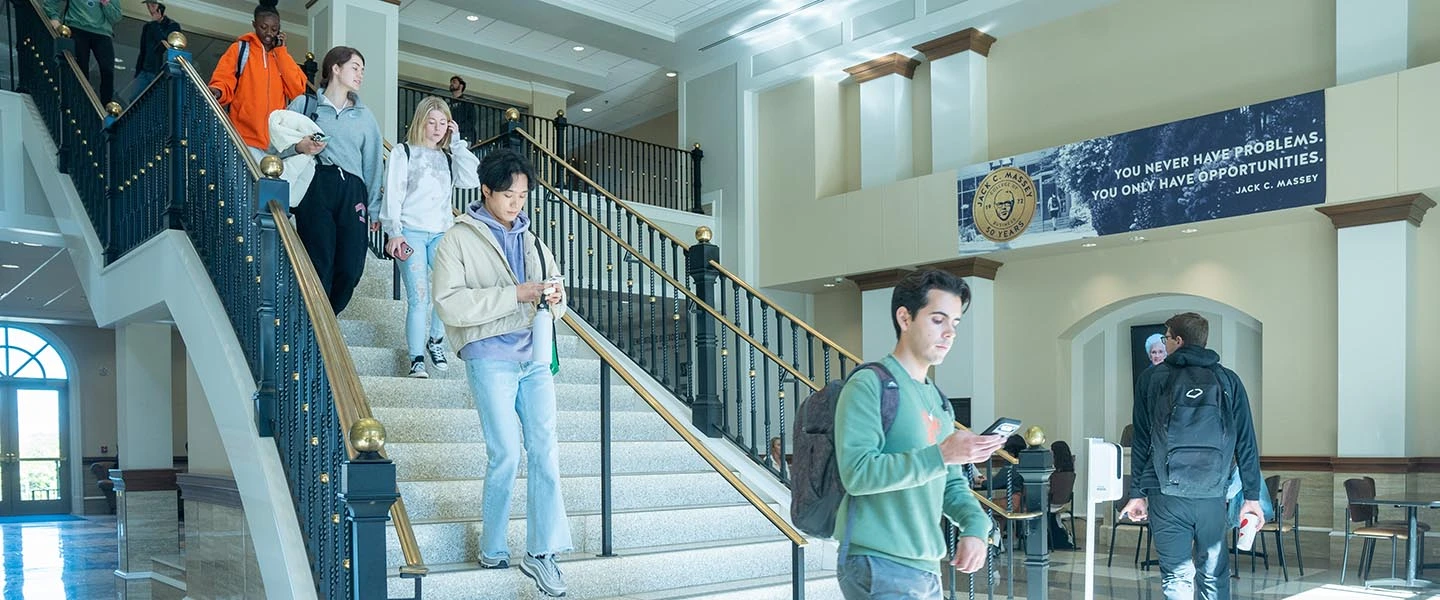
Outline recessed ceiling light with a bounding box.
[21,242,41,247]
[822,283,836,288]
[466,14,479,21]
[1,264,18,269]
[1081,242,1097,248]
[665,71,677,78]
[113,57,122,63]
[581,107,593,112]
[1181,228,1199,234]
[115,65,126,71]
[572,45,585,52]
[7,241,16,245]
[1130,235,1146,242]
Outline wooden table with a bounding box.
[1352,495,1440,589]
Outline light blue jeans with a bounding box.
[467,358,574,561]
[398,229,446,358]
[837,554,942,600]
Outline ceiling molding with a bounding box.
[398,51,575,100]
[919,257,1003,281]
[534,0,677,42]
[398,22,612,91]
[850,268,913,292]
[1315,193,1435,229]
[913,27,997,61]
[843,52,921,84]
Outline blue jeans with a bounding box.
[837,554,941,600]
[467,358,573,560]
[397,229,446,358]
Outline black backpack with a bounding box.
[1150,365,1235,497]
[790,363,902,538]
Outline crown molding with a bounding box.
[843,53,921,84]
[1315,193,1435,229]
[920,257,1003,281]
[913,27,996,61]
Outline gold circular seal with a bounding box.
[972,167,1038,243]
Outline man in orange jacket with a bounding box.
[207,0,307,161]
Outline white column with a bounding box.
[308,0,400,140]
[1335,0,1413,85]
[185,354,229,475]
[1319,195,1434,456]
[844,54,919,189]
[915,29,994,173]
[116,323,172,469]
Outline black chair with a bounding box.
[1107,475,1152,568]
[1341,477,1409,583]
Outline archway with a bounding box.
[1059,294,1261,504]
[0,325,73,515]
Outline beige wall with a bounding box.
[811,287,862,358]
[994,217,1338,456]
[1414,210,1440,455]
[617,111,679,148]
[986,0,1336,158]
[1410,0,1440,68]
[757,78,819,286]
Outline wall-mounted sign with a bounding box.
[957,90,1325,254]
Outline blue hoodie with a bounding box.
[456,202,533,362]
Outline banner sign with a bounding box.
[957,90,1325,254]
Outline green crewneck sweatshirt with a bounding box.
[44,0,122,37]
[834,355,992,575]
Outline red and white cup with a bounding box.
[1236,515,1260,551]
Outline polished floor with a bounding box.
[0,515,115,600]
[0,516,1438,599]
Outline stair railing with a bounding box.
[563,314,809,598]
[7,0,426,595]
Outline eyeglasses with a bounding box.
[1163,333,1178,342]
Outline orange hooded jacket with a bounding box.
[208,32,307,151]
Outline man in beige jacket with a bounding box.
[430,148,571,598]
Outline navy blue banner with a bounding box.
[957,90,1325,254]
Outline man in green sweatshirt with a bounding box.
[44,0,123,103]
[834,270,1007,599]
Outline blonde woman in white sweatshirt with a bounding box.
[380,96,481,378]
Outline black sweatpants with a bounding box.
[294,165,369,314]
[70,27,116,104]
[1149,494,1231,600]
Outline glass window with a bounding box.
[0,327,69,381]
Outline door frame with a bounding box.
[0,380,71,515]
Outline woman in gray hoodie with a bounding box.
[281,46,384,314]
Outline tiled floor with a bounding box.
[0,516,116,600]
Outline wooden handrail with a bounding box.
[513,127,691,251]
[269,201,428,576]
[560,314,807,547]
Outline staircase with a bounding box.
[338,254,841,599]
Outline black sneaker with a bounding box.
[426,337,449,372]
[407,356,428,379]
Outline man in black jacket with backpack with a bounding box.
[1122,312,1264,600]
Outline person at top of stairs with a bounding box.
[379,96,480,378]
[206,0,307,162]
[431,148,572,598]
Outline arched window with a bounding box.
[0,327,68,380]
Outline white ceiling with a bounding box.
[0,242,91,324]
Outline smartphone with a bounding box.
[981,417,1022,438]
[394,241,413,261]
[310,132,329,143]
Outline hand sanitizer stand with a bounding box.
[1084,438,1124,600]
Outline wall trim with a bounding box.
[913,27,997,61]
[111,468,179,492]
[850,268,912,292]
[1315,193,1435,229]
[177,473,243,509]
[843,53,921,84]
[1260,456,1440,473]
